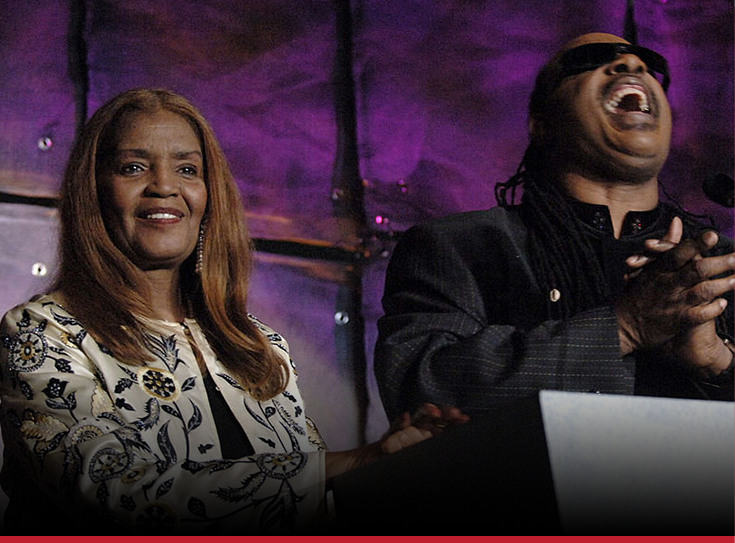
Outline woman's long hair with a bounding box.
[54,88,288,399]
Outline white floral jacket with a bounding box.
[0,293,327,534]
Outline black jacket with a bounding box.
[374,202,734,420]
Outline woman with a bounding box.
[0,89,466,534]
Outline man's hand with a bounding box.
[616,218,735,359]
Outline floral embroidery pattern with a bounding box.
[20,409,67,455]
[256,452,306,479]
[89,447,132,482]
[67,422,105,445]
[138,368,179,401]
[0,297,318,533]
[7,330,47,373]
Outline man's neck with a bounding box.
[562,173,660,239]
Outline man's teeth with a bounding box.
[605,87,651,114]
[146,213,179,219]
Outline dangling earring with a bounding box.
[195,222,206,275]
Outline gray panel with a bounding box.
[540,390,734,534]
[0,203,59,316]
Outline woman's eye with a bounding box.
[120,163,144,174]
[178,165,199,176]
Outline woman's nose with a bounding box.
[145,168,179,197]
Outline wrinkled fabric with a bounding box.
[0,293,327,534]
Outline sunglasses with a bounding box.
[559,42,671,91]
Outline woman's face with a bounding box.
[98,110,208,271]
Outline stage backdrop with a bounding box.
[0,0,732,518]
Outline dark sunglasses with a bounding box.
[559,42,670,91]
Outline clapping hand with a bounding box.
[617,217,734,377]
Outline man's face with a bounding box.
[537,33,672,184]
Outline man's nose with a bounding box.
[145,168,179,197]
[607,53,648,77]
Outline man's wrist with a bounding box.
[699,338,735,385]
[616,321,637,356]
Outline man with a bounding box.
[374,33,734,421]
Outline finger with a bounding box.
[645,238,676,251]
[684,298,728,326]
[382,427,432,454]
[381,434,405,454]
[413,403,441,419]
[439,405,471,423]
[408,403,441,429]
[409,404,470,432]
[625,218,684,268]
[387,411,412,434]
[664,216,683,244]
[658,235,718,271]
[700,230,719,248]
[625,239,673,268]
[680,254,735,290]
[685,274,735,305]
[625,244,669,270]
[427,405,470,428]
[697,253,735,281]
[626,254,651,268]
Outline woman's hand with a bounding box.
[325,403,469,480]
[381,403,470,454]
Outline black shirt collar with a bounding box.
[567,198,662,237]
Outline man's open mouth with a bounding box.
[604,84,651,115]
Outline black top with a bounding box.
[203,372,255,458]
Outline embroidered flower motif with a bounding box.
[137,367,179,401]
[256,451,306,480]
[8,331,47,372]
[89,447,131,483]
[273,400,305,435]
[134,503,178,533]
[59,331,78,349]
[20,410,68,442]
[91,385,115,416]
[122,467,146,483]
[305,417,327,451]
[42,378,67,398]
[66,422,105,446]
[55,359,73,373]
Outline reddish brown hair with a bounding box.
[55,88,288,399]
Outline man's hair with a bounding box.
[495,149,610,320]
[54,88,288,399]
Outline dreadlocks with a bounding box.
[495,146,611,320]
[495,144,723,327]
